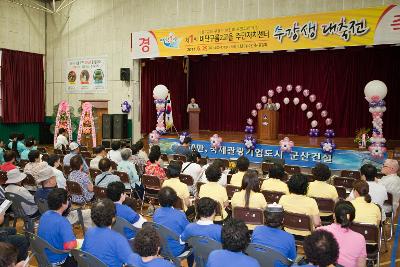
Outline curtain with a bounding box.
[1,49,44,123]
[140,58,188,133]
[188,46,400,139]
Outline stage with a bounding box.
[158,131,390,171]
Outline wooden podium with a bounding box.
[188,108,200,134]
[257,109,279,140]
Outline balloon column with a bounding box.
[364,80,388,158]
[153,85,169,134]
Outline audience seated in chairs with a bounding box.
[54,128,69,151]
[149,145,165,168]
[0,151,17,172]
[162,161,191,210]
[130,143,147,176]
[107,141,122,163]
[4,169,39,217]
[8,133,26,158]
[118,148,143,197]
[206,218,260,267]
[0,242,25,267]
[132,227,175,267]
[379,159,400,215]
[145,150,167,181]
[90,145,106,170]
[153,187,193,266]
[231,170,267,211]
[46,154,66,189]
[199,159,229,187]
[350,180,381,225]
[181,197,222,243]
[251,203,296,266]
[199,165,229,221]
[63,142,89,173]
[318,201,367,267]
[0,214,29,263]
[95,158,121,188]
[135,140,149,162]
[307,163,338,202]
[359,164,387,215]
[20,138,37,161]
[278,173,321,236]
[293,230,341,267]
[68,155,94,204]
[81,198,136,266]
[181,150,203,196]
[260,163,289,194]
[174,136,192,159]
[230,156,250,187]
[38,188,78,267]
[106,181,146,239]
[24,150,49,190]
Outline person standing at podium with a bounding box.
[187,98,199,112]
[264,98,277,110]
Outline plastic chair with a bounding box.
[143,222,192,267]
[226,184,240,199]
[232,207,264,226]
[313,197,335,214]
[261,190,285,204]
[111,216,140,239]
[5,192,39,233]
[141,175,161,213]
[245,243,293,267]
[187,236,222,267]
[70,249,107,267]
[350,222,381,266]
[283,211,313,245]
[26,232,69,267]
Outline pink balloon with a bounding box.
[321,110,328,117]
[251,110,257,117]
[256,103,262,110]
[316,102,323,110]
[301,103,307,111]
[311,120,318,128]
[268,90,274,98]
[295,85,302,93]
[293,98,299,105]
[303,89,310,97]
[276,86,282,93]
[286,84,293,92]
[325,118,332,126]
[283,97,290,104]
[261,96,268,103]
[275,103,280,110]
[247,118,253,125]
[306,111,313,119]
[309,94,316,102]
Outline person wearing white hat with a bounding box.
[34,166,57,203]
[63,142,89,173]
[4,169,39,217]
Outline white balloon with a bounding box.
[283,97,290,104]
[301,103,307,111]
[311,120,318,128]
[275,103,280,110]
[306,111,313,119]
[153,84,169,99]
[364,80,387,102]
[293,98,300,105]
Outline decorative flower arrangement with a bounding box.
[77,102,96,147]
[121,101,132,113]
[321,139,336,154]
[243,135,257,150]
[324,129,335,138]
[149,130,160,144]
[279,137,294,153]
[179,132,190,144]
[210,134,222,149]
[53,101,73,146]
[353,128,371,148]
[309,128,319,137]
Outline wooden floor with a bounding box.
[164,130,399,151]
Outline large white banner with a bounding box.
[65,56,107,94]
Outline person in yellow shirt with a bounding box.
[279,173,321,236]
[162,161,191,210]
[199,164,229,220]
[230,156,249,187]
[351,180,381,226]
[260,164,289,194]
[231,170,267,210]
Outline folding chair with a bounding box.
[245,243,293,267]
[284,165,301,175]
[333,176,355,189]
[384,192,395,240]
[111,216,140,240]
[187,236,222,267]
[5,192,39,233]
[26,232,69,267]
[172,154,187,162]
[144,222,192,267]
[35,198,49,214]
[89,168,101,181]
[232,207,264,226]
[70,249,107,267]
[283,211,313,245]
[334,186,347,199]
[350,222,381,266]
[141,175,161,213]
[313,197,335,224]
[179,174,194,186]
[261,162,274,175]
[340,170,361,180]
[93,186,107,199]
[261,190,285,204]
[226,184,241,199]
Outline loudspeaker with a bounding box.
[120,68,130,81]
[39,122,53,144]
[112,114,128,139]
[102,114,113,139]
